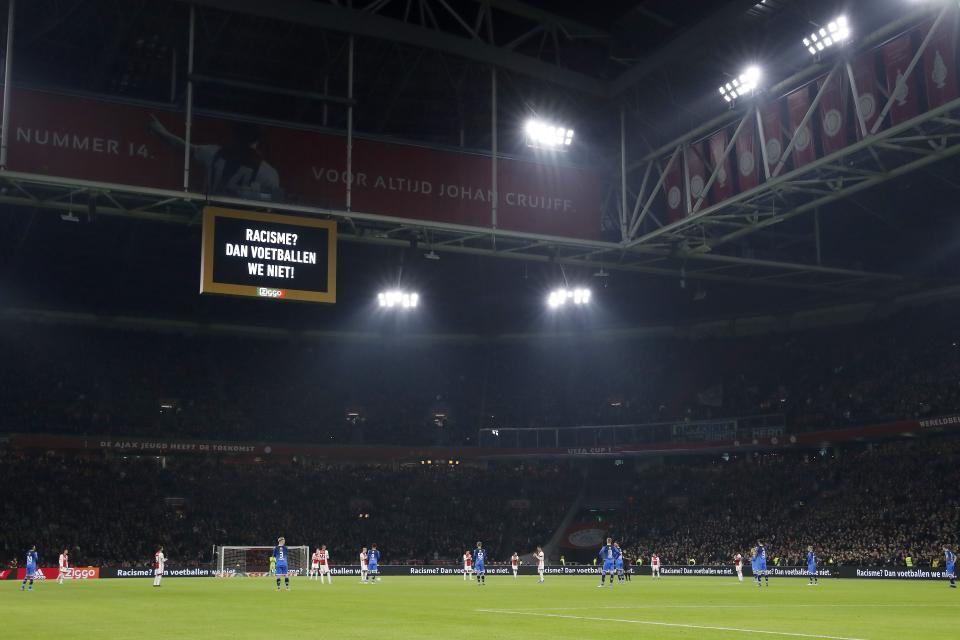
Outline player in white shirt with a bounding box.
[535,546,545,583]
[58,549,69,584]
[153,546,166,587]
[510,552,520,578]
[359,547,369,584]
[463,550,473,581]
[651,553,661,579]
[734,552,744,582]
[317,545,332,584]
[310,548,322,580]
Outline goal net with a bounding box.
[215,546,310,577]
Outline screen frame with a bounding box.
[200,206,337,303]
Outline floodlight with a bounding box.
[804,16,850,55]
[718,66,761,103]
[525,118,574,150]
[377,290,419,309]
[546,287,592,309]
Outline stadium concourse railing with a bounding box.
[4,413,960,461]
[1,564,952,582]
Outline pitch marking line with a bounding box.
[489,604,958,611]
[476,609,868,640]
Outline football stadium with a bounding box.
[1,0,960,638]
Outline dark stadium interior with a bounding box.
[2,0,960,599]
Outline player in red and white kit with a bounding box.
[535,546,545,584]
[511,552,520,578]
[360,548,369,584]
[651,553,661,579]
[310,548,322,580]
[317,545,331,584]
[463,550,473,581]
[734,552,744,582]
[58,549,69,584]
[153,546,166,587]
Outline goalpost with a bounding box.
[215,546,310,577]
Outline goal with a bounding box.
[215,546,310,577]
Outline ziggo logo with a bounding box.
[63,568,99,579]
[257,287,285,298]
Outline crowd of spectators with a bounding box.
[3,434,955,571]
[600,435,960,568]
[1,306,958,447]
[0,453,577,568]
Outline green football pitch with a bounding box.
[2,575,957,639]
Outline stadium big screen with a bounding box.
[200,207,337,303]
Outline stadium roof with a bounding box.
[2,0,959,333]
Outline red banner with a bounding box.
[4,87,602,240]
[707,129,733,204]
[685,142,707,209]
[818,71,849,156]
[851,51,881,137]
[923,17,959,109]
[786,86,816,169]
[759,101,783,177]
[735,118,760,191]
[663,156,685,223]
[883,32,922,126]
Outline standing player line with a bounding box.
[614,542,625,583]
[807,546,819,586]
[463,549,474,581]
[317,545,332,584]
[153,546,166,588]
[20,545,39,592]
[751,547,762,588]
[274,537,290,591]
[944,546,956,589]
[535,546,545,584]
[310,547,322,581]
[58,548,69,585]
[757,540,770,587]
[368,544,381,583]
[473,542,487,586]
[597,537,619,588]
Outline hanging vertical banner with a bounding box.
[707,129,734,205]
[663,156,685,223]
[883,32,922,126]
[735,119,760,192]
[685,142,708,211]
[759,101,783,178]
[923,16,959,109]
[787,86,817,169]
[851,51,881,137]
[818,71,849,156]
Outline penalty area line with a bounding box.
[475,609,868,640]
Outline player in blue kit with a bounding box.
[806,546,819,585]
[368,544,381,583]
[597,537,620,588]
[944,547,956,588]
[751,547,762,587]
[274,537,290,591]
[21,546,39,591]
[756,540,769,587]
[472,542,487,586]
